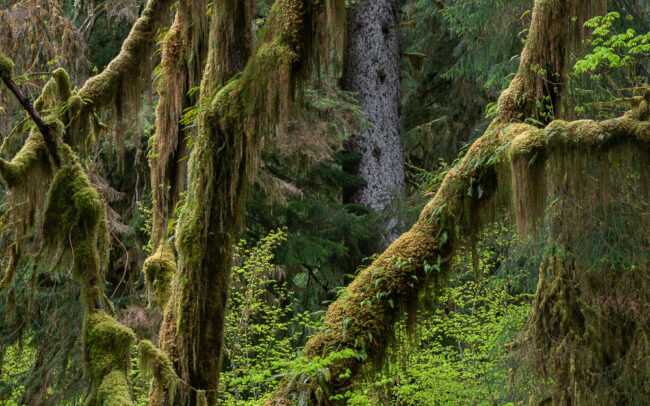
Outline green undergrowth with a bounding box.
[219,229,322,405]
[331,222,541,406]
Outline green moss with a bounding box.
[68,94,83,114]
[53,68,72,102]
[84,311,136,405]
[0,52,14,79]
[143,244,176,309]
[139,339,178,403]
[85,310,135,381]
[0,129,52,188]
[96,369,134,406]
[78,0,173,110]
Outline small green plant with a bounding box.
[574,12,649,75]
[570,11,649,119]
[219,229,321,405]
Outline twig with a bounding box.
[109,226,130,298]
[1,76,62,166]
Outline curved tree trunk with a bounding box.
[268,1,650,403]
[342,0,405,246]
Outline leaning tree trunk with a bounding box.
[342,0,405,246]
[267,1,650,404]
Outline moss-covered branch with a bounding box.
[266,0,648,399]
[78,0,173,111]
[268,86,649,404]
[0,60,138,405]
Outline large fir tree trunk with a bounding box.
[342,0,405,246]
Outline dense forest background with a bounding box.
[0,0,648,405]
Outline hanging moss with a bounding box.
[147,0,208,287]
[0,244,19,291]
[1,58,141,404]
[496,0,570,124]
[78,0,173,111]
[143,243,176,309]
[153,0,350,402]
[0,51,14,79]
[267,80,650,406]
[42,161,109,286]
[0,129,51,187]
[139,339,178,404]
[40,153,138,406]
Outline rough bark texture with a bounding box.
[342,0,405,245]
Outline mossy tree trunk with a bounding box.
[145,0,209,311]
[0,63,137,406]
[152,0,346,404]
[153,0,255,399]
[342,0,405,246]
[497,0,570,124]
[268,0,650,403]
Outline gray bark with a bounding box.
[342,0,405,246]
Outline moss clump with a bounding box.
[85,310,135,381]
[42,162,109,287]
[96,369,133,406]
[139,339,178,403]
[143,244,176,309]
[0,52,14,79]
[83,311,135,406]
[0,129,54,188]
